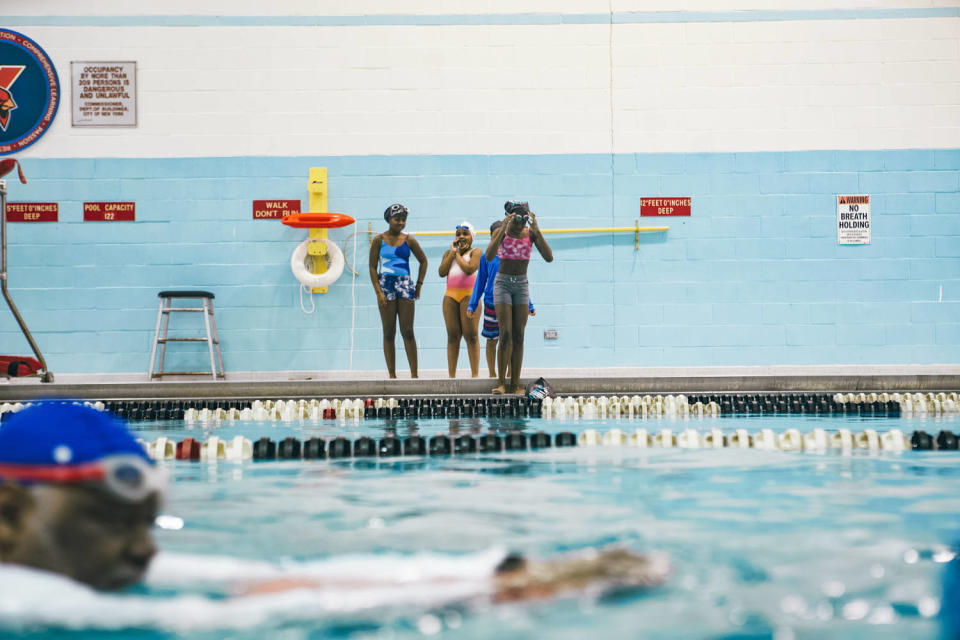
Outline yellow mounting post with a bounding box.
[307,167,329,294]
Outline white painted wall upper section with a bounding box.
[612,17,960,152]
[11,10,959,157]
[6,0,958,16]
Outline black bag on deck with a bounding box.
[526,377,556,401]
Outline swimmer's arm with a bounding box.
[455,247,482,275]
[528,213,553,262]
[236,549,667,602]
[236,574,471,596]
[369,234,385,299]
[485,218,509,261]
[438,246,455,277]
[468,258,487,313]
[493,549,667,603]
[408,235,428,290]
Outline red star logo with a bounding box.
[0,66,25,132]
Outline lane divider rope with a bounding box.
[136,428,959,462]
[1,392,957,424]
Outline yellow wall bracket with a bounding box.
[307,167,329,293]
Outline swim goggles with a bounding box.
[0,454,167,503]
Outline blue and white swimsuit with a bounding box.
[378,237,416,300]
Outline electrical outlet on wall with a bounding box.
[544,329,558,340]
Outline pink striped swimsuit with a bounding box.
[497,232,532,260]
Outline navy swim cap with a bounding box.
[383,203,408,223]
[0,403,150,467]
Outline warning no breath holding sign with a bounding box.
[837,195,870,245]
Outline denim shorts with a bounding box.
[492,272,529,307]
[379,274,416,301]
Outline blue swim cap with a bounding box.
[0,402,150,467]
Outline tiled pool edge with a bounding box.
[3,368,959,400]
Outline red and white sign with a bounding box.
[640,197,691,217]
[837,194,870,245]
[5,202,57,222]
[253,199,300,219]
[84,201,135,221]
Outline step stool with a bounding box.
[148,291,224,380]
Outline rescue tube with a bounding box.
[291,238,345,288]
[281,212,355,229]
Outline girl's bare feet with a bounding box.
[492,385,506,394]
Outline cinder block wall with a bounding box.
[2,2,958,373]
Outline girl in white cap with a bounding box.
[438,221,483,377]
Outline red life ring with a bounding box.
[281,212,355,229]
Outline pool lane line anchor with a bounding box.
[282,168,355,293]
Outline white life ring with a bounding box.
[290,238,345,288]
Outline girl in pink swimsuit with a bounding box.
[485,202,553,394]
[438,221,483,377]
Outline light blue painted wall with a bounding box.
[1,149,958,373]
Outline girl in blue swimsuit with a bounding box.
[369,204,428,378]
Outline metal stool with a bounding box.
[148,290,224,380]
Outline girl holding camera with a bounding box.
[485,202,553,394]
[438,222,483,377]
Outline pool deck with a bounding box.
[1,365,959,401]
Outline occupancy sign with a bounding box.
[253,199,300,219]
[641,197,691,217]
[71,61,136,126]
[837,195,870,245]
[6,202,57,222]
[84,201,135,221]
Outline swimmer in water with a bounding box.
[0,403,667,629]
[0,402,162,590]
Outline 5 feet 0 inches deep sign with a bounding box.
[0,29,60,154]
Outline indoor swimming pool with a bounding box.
[7,409,954,639]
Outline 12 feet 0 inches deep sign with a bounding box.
[0,29,60,155]
[640,197,692,217]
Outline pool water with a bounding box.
[19,413,960,638]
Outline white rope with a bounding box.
[299,281,315,314]
[349,229,358,369]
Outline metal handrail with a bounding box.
[0,179,53,382]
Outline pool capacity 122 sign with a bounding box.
[640,197,691,216]
[84,201,134,221]
[837,195,870,245]
[253,199,300,219]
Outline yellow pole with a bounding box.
[410,224,668,252]
[307,168,329,293]
[411,228,668,236]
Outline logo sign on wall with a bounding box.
[0,29,60,155]
[71,61,137,127]
[837,194,870,245]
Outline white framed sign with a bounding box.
[71,61,136,127]
[837,194,870,245]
